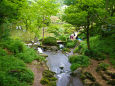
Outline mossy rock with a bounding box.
[40,70,57,86]
[43,70,55,78]
[40,78,49,85]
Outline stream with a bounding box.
[26,43,83,86]
[44,50,83,86]
[43,44,83,86]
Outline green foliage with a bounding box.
[43,37,57,46]
[0,48,7,56]
[96,63,110,71]
[40,70,57,86]
[71,63,81,71]
[73,45,82,54]
[66,40,78,48]
[62,48,71,53]
[110,58,115,67]
[16,47,40,63]
[0,39,24,54]
[0,39,43,63]
[69,55,90,71]
[0,0,27,23]
[40,78,49,85]
[0,55,33,86]
[84,49,106,60]
[77,35,115,62]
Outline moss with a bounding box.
[40,70,57,86]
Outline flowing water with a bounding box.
[43,45,83,86]
[27,43,83,86]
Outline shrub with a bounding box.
[73,44,82,54]
[62,48,70,53]
[96,63,110,71]
[42,37,57,46]
[71,63,81,71]
[0,48,7,56]
[0,39,24,54]
[66,40,78,48]
[110,58,115,67]
[16,47,40,63]
[69,55,90,71]
[84,49,106,60]
[0,55,33,86]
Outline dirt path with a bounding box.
[83,59,115,86]
[27,60,48,86]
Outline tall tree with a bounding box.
[34,0,59,40]
[63,0,104,49]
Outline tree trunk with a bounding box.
[43,26,45,40]
[42,16,45,41]
[86,15,90,50]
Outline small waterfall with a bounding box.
[37,47,43,53]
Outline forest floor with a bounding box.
[83,58,115,86]
[27,60,48,86]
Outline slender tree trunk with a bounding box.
[43,27,45,40]
[42,16,45,41]
[86,15,90,50]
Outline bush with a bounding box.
[16,47,40,63]
[110,58,115,67]
[71,63,81,71]
[0,48,7,56]
[0,55,33,86]
[69,55,90,71]
[66,40,78,48]
[73,44,82,54]
[62,48,70,53]
[42,37,57,46]
[84,49,106,60]
[0,39,24,54]
[96,63,110,71]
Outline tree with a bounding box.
[0,0,27,39]
[33,0,59,40]
[63,0,104,49]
